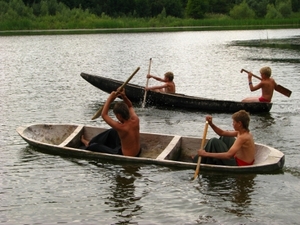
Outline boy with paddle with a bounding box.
[145,72,176,93]
[242,66,276,102]
[81,88,141,157]
[192,110,255,166]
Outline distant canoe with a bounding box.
[80,73,272,113]
[17,124,284,174]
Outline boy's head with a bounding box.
[260,67,272,78]
[113,102,130,120]
[164,72,174,81]
[232,110,250,131]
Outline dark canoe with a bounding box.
[80,72,273,113]
[17,124,285,174]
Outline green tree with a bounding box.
[0,1,9,17]
[229,0,256,19]
[164,0,183,17]
[207,0,236,14]
[265,3,282,18]
[291,0,300,11]
[247,0,269,18]
[186,0,209,19]
[8,0,33,17]
[135,0,151,17]
[276,0,292,17]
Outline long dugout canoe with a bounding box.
[17,124,285,174]
[80,72,272,114]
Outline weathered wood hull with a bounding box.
[17,124,285,174]
[80,72,273,113]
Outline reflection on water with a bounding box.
[198,174,256,218]
[107,165,143,224]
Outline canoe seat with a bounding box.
[156,135,182,160]
[59,125,84,147]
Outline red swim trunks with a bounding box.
[259,96,271,103]
[235,157,254,166]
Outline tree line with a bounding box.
[0,0,299,22]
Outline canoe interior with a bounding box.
[20,124,204,163]
[18,124,285,173]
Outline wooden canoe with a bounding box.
[17,124,285,174]
[80,72,273,113]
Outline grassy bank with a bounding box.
[0,15,299,36]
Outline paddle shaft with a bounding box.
[241,69,261,80]
[241,69,292,97]
[193,121,209,179]
[142,58,152,108]
[91,67,140,120]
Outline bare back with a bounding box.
[116,114,140,156]
[261,78,276,101]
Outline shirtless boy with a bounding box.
[145,72,176,93]
[242,66,276,103]
[81,88,140,157]
[195,110,255,166]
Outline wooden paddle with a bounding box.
[142,58,152,108]
[241,69,292,97]
[193,121,209,180]
[91,67,140,120]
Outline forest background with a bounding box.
[0,0,299,34]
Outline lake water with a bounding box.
[1,29,300,224]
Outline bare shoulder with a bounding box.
[238,132,253,141]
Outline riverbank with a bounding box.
[1,24,299,36]
[1,14,299,36]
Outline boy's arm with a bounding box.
[101,91,121,128]
[206,116,237,137]
[118,88,138,119]
[248,72,263,92]
[147,74,165,82]
[118,88,132,108]
[249,82,263,92]
[198,135,244,159]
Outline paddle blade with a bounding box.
[91,106,103,120]
[275,84,292,97]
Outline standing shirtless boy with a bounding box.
[242,66,276,102]
[145,72,176,93]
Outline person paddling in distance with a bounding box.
[192,110,255,166]
[145,72,176,93]
[81,88,141,157]
[242,66,276,103]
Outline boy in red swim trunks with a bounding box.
[242,66,276,103]
[193,110,255,166]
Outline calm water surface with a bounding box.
[1,29,300,224]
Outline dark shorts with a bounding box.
[86,129,121,155]
[193,136,237,166]
[86,128,141,157]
